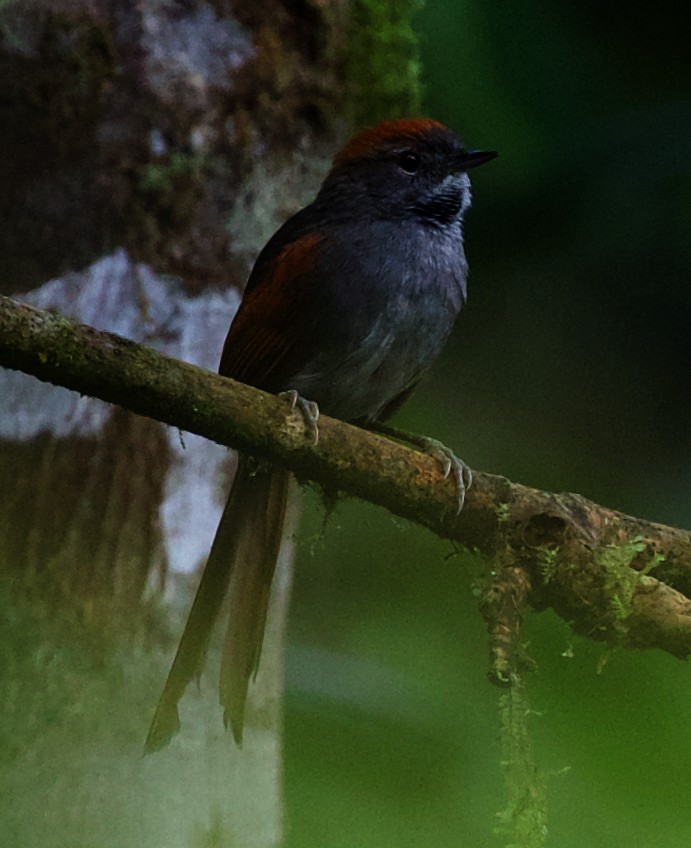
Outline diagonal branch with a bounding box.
[1,293,690,663]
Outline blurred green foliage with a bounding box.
[346,0,424,125]
[1,3,688,846]
[286,2,691,846]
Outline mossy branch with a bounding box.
[1,293,690,664]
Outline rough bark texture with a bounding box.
[0,1,425,844]
[0,0,350,292]
[2,293,690,666]
[5,4,686,847]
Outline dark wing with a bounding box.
[219,223,332,393]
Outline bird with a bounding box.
[145,118,497,752]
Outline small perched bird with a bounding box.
[145,118,496,752]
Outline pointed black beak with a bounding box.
[454,149,498,171]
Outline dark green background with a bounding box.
[286,3,690,846]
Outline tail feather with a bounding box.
[220,465,289,744]
[144,457,289,753]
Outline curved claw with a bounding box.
[364,421,472,515]
[418,436,472,515]
[279,390,320,445]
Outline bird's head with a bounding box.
[319,118,497,226]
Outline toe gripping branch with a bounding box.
[366,422,472,514]
[279,390,320,445]
[368,420,530,685]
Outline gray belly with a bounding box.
[291,256,466,421]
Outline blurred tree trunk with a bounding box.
[0,1,422,845]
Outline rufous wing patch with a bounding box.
[219,231,328,391]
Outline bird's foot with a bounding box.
[368,423,472,514]
[417,435,472,514]
[279,390,320,445]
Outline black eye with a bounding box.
[398,150,421,174]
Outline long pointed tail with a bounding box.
[219,463,290,744]
[144,458,290,753]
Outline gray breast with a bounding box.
[291,219,468,421]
